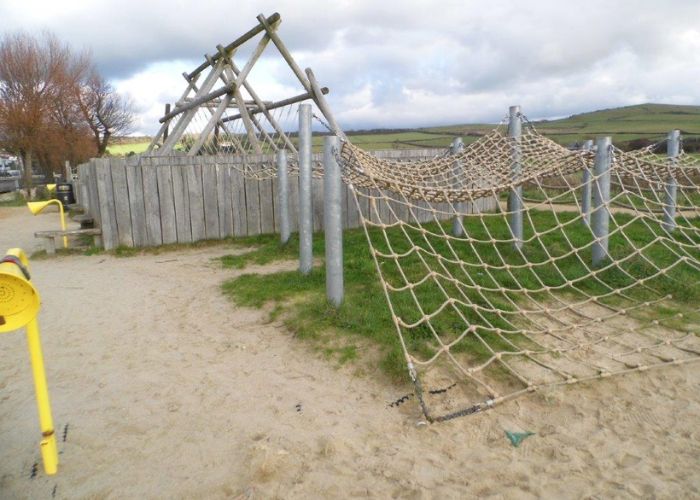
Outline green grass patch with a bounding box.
[0,192,26,207]
[220,210,700,382]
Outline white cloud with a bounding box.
[2,0,700,134]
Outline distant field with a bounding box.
[107,142,151,155]
[108,103,700,156]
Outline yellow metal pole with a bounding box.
[25,318,58,475]
[56,201,68,249]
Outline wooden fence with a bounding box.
[74,150,497,250]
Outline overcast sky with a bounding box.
[2,0,699,135]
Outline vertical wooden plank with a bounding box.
[216,163,233,237]
[259,177,275,234]
[288,173,300,233]
[156,159,177,244]
[186,160,206,241]
[271,175,280,233]
[231,167,247,237]
[202,160,220,239]
[171,162,192,243]
[87,159,101,225]
[95,158,118,250]
[110,158,134,247]
[244,176,261,235]
[142,162,163,246]
[312,177,324,232]
[346,185,360,229]
[126,160,148,247]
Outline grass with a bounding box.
[220,210,700,382]
[106,141,151,156]
[0,192,26,207]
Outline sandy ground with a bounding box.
[1,206,699,499]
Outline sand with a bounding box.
[1,206,699,499]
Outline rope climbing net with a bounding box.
[338,120,700,422]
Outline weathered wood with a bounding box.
[186,12,281,80]
[156,160,178,244]
[312,177,324,232]
[221,88,328,123]
[259,176,275,234]
[170,161,192,243]
[217,164,234,237]
[186,160,206,241]
[95,158,119,250]
[230,167,247,236]
[110,158,134,247]
[86,159,101,226]
[142,163,163,246]
[202,159,221,239]
[125,162,148,246]
[244,175,261,235]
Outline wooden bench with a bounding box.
[34,229,102,255]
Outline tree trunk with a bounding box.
[22,149,34,195]
[98,130,111,156]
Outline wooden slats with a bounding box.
[73,148,496,249]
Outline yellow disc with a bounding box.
[0,272,40,333]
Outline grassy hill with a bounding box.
[107,103,700,155]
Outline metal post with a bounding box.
[324,136,344,306]
[592,136,612,266]
[663,129,680,232]
[277,149,290,244]
[298,103,313,275]
[507,105,523,249]
[581,139,594,226]
[451,137,465,237]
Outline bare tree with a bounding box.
[78,70,134,156]
[0,31,94,189]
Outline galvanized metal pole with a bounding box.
[324,136,344,307]
[581,139,594,226]
[507,106,523,250]
[277,149,290,244]
[451,137,465,237]
[592,136,612,266]
[663,129,680,232]
[298,103,313,274]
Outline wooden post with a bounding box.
[163,104,171,142]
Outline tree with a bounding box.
[78,70,134,156]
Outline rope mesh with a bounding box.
[338,122,700,422]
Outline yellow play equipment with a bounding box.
[0,248,58,475]
[27,200,68,249]
[46,184,56,195]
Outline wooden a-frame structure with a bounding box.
[146,12,343,157]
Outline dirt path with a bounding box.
[1,207,699,499]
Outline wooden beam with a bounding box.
[221,88,328,123]
[306,68,345,140]
[187,12,281,80]
[257,13,311,92]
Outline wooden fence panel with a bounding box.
[216,164,233,237]
[202,161,220,239]
[259,177,275,234]
[76,148,497,249]
[126,163,148,247]
[186,161,206,241]
[171,162,192,243]
[156,161,177,244]
[110,158,134,247]
[95,158,118,250]
[142,163,163,246]
[244,176,261,235]
[231,168,247,237]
